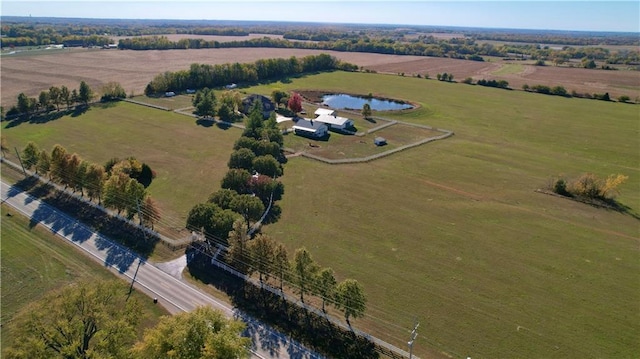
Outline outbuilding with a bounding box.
[292,119,328,138]
[314,114,354,131]
[165,91,176,97]
[374,137,387,146]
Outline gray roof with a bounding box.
[293,119,327,132]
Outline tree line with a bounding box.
[5,81,127,119]
[144,54,357,95]
[20,142,161,228]
[117,34,639,66]
[186,100,367,326]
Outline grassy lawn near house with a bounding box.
[2,71,639,358]
[0,204,169,354]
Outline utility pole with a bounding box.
[14,147,26,175]
[408,320,419,359]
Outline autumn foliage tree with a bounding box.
[287,92,303,114]
[4,280,140,359]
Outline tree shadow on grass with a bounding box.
[216,122,233,130]
[12,176,158,273]
[186,243,379,359]
[195,118,214,127]
[4,110,69,129]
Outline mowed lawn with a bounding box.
[2,71,639,358]
[252,72,640,358]
[0,204,169,353]
[2,101,242,238]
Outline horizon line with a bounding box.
[2,15,638,35]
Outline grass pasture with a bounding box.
[491,63,525,76]
[2,101,242,238]
[2,71,639,358]
[131,94,196,110]
[0,204,169,353]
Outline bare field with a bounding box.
[2,47,638,107]
[0,48,425,107]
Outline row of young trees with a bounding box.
[20,142,161,228]
[6,81,128,118]
[144,54,357,95]
[5,280,250,359]
[9,81,93,117]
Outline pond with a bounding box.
[322,94,413,111]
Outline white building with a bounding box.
[292,119,328,138]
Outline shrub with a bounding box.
[618,95,631,103]
[462,77,474,84]
[552,178,570,196]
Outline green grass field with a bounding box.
[131,94,196,110]
[3,71,639,358]
[0,204,169,353]
[491,63,525,76]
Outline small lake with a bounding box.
[322,94,413,111]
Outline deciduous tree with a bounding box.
[78,80,94,105]
[230,194,265,229]
[292,247,319,303]
[316,267,337,312]
[252,154,282,177]
[60,85,71,109]
[221,168,251,194]
[208,188,239,210]
[248,234,276,284]
[228,148,256,170]
[226,219,252,273]
[36,150,51,178]
[335,279,366,325]
[361,103,372,119]
[21,141,40,170]
[140,196,161,229]
[287,92,303,114]
[49,86,62,111]
[132,306,250,359]
[85,163,106,203]
[4,280,140,359]
[272,243,289,292]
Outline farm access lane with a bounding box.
[0,180,323,359]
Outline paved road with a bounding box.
[1,180,323,359]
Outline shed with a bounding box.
[374,137,387,146]
[292,119,328,138]
[165,91,176,97]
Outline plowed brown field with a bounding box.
[2,46,638,107]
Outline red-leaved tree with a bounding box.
[287,92,303,114]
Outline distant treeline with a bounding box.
[117,35,639,65]
[144,53,357,94]
[2,19,638,65]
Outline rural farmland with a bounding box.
[2,45,638,107]
[3,68,638,358]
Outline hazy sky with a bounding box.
[2,1,639,32]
